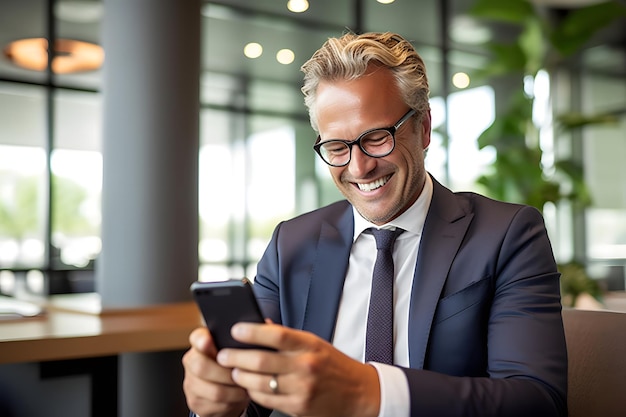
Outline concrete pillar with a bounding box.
[98,0,200,309]
[99,2,200,416]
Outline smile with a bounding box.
[357,175,391,192]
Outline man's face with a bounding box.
[315,66,431,225]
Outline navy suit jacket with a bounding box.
[252,176,568,417]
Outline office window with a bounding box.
[447,85,496,192]
[0,83,47,270]
[51,90,102,269]
[199,109,239,281]
[581,63,626,288]
[246,119,295,257]
[198,108,297,282]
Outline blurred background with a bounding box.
[0,0,625,299]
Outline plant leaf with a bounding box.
[518,16,545,75]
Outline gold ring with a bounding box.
[269,374,279,394]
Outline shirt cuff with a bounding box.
[369,362,411,417]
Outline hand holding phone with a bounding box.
[191,278,269,350]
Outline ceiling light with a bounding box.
[3,38,104,74]
[377,0,396,4]
[452,72,470,89]
[276,49,295,65]
[287,0,309,13]
[244,42,263,59]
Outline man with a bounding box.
[183,32,567,417]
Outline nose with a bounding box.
[346,144,376,177]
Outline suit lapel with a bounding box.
[408,178,473,368]
[301,205,354,342]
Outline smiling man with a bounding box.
[183,32,568,417]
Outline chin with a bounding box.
[357,208,394,225]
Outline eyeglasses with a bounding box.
[313,109,416,167]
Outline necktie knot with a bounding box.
[370,228,403,251]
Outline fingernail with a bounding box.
[216,350,228,364]
[190,329,205,349]
[231,323,246,337]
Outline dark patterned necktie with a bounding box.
[365,228,403,364]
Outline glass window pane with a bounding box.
[54,89,102,152]
[0,83,47,268]
[0,145,47,268]
[199,108,298,281]
[447,85,495,191]
[0,82,47,147]
[50,90,102,269]
[246,116,296,263]
[581,64,626,265]
[582,73,626,212]
[586,209,626,260]
[50,149,102,268]
[199,109,246,273]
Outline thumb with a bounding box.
[189,327,217,356]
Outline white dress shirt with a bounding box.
[332,175,433,417]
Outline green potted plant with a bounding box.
[467,0,626,306]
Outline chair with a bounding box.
[562,308,626,417]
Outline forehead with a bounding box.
[315,69,406,138]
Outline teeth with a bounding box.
[357,175,391,191]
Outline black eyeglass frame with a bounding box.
[313,108,417,167]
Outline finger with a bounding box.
[189,327,218,357]
[229,368,305,415]
[183,370,249,416]
[231,322,320,352]
[216,346,280,376]
[231,368,284,396]
[240,371,302,417]
[183,345,237,386]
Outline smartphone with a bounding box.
[190,278,268,350]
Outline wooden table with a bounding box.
[0,295,203,364]
[0,294,203,416]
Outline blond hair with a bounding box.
[301,32,430,131]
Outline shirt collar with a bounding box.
[352,174,433,242]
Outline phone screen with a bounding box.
[191,278,268,350]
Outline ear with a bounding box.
[421,111,431,149]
